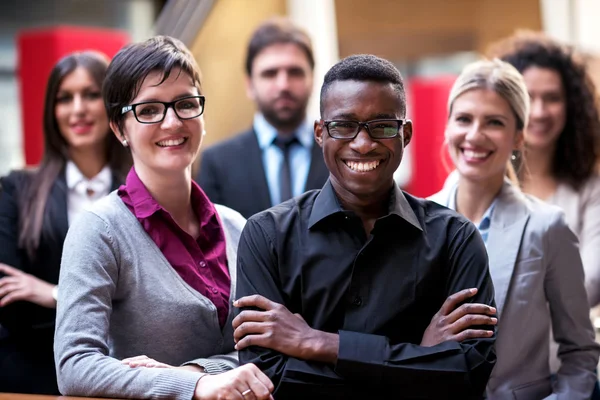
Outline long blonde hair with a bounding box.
[447,58,530,184]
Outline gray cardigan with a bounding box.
[54,191,246,399]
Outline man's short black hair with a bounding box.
[320,54,406,115]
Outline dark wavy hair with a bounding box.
[487,30,600,190]
[19,51,131,260]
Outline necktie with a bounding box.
[273,136,298,203]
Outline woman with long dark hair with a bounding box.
[0,51,130,394]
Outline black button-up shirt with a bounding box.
[236,181,496,399]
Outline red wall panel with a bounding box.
[405,75,457,198]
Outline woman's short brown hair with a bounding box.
[103,35,202,137]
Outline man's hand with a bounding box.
[233,295,338,363]
[421,288,497,347]
[0,263,56,308]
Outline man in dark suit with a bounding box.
[196,17,328,219]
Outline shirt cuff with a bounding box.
[334,330,386,383]
[153,368,203,400]
[183,358,233,374]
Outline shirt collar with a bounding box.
[253,113,313,149]
[65,160,112,191]
[121,167,162,218]
[308,180,423,231]
[478,207,494,231]
[120,166,217,222]
[447,184,496,229]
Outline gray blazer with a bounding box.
[430,177,599,400]
[550,175,600,307]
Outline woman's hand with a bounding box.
[0,263,56,308]
[121,355,208,373]
[121,355,174,369]
[194,363,274,400]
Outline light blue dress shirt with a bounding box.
[253,113,314,206]
[447,187,496,245]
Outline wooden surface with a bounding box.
[0,394,124,400]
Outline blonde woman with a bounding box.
[430,59,599,399]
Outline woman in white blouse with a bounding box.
[0,51,130,394]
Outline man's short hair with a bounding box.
[245,17,315,76]
[320,54,406,115]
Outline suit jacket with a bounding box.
[196,128,329,219]
[550,175,600,307]
[0,169,121,338]
[0,168,121,394]
[430,177,600,400]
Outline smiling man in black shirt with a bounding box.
[232,54,497,399]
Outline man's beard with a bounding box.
[258,95,309,132]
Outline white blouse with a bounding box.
[65,161,112,226]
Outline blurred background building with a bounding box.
[0,0,163,175]
[1,0,598,196]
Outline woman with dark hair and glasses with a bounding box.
[0,51,130,394]
[488,31,600,308]
[54,36,274,400]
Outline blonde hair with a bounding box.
[447,58,530,184]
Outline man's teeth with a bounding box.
[463,150,489,159]
[345,160,381,172]
[157,138,186,147]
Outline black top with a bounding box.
[236,180,497,400]
[0,170,121,336]
[0,170,69,338]
[0,169,121,394]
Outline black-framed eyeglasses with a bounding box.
[321,119,405,139]
[121,95,205,124]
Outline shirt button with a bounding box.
[211,287,218,294]
[352,296,362,306]
[198,261,207,268]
